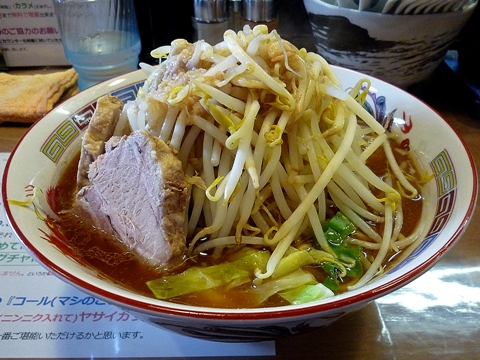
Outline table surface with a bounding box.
[1,60,480,359]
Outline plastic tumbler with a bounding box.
[53,0,141,90]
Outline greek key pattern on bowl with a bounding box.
[426,150,457,237]
[41,82,144,163]
[41,119,81,163]
[390,149,456,273]
[111,82,143,103]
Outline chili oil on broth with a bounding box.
[49,138,425,309]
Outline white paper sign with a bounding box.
[0,0,70,66]
[0,152,275,358]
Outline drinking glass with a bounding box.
[54,0,141,90]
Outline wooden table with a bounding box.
[1,62,479,359]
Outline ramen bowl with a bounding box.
[303,0,477,88]
[2,67,477,342]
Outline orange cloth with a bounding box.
[0,68,78,123]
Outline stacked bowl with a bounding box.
[303,0,478,87]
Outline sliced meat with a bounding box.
[75,129,189,269]
[77,95,124,190]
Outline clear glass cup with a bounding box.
[53,0,141,90]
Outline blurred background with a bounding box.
[131,0,479,117]
[0,0,477,115]
[132,0,478,82]
[132,0,316,64]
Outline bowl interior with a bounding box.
[2,67,477,320]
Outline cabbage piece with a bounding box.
[147,249,270,299]
[279,283,334,305]
[271,248,317,279]
[250,269,317,305]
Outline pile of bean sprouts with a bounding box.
[123,25,427,291]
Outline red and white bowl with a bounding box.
[2,67,477,342]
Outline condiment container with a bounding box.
[193,0,229,44]
[242,0,278,31]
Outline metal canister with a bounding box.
[194,0,228,23]
[242,0,278,30]
[193,0,229,44]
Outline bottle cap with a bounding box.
[194,0,228,23]
[242,0,277,22]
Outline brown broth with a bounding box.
[49,140,424,308]
[52,153,162,296]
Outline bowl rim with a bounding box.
[2,66,478,321]
[303,0,478,17]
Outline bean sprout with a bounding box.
[123,25,426,290]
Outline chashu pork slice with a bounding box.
[76,95,125,190]
[75,129,189,269]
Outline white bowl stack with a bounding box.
[328,0,471,14]
[303,0,478,87]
